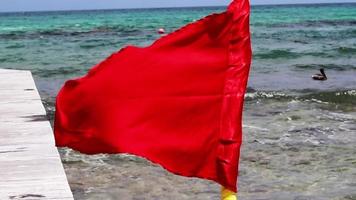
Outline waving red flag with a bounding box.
[55,0,251,192]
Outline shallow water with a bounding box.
[43,90,355,200]
[1,3,356,200]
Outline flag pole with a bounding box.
[221,187,237,200]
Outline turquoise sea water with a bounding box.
[1,3,356,200]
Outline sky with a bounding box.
[0,0,355,12]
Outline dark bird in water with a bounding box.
[312,68,327,81]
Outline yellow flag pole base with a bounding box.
[221,187,238,200]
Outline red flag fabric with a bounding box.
[54,0,251,192]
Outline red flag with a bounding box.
[55,0,251,192]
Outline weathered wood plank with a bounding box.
[0,69,74,200]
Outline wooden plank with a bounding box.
[0,69,74,200]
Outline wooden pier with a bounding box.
[0,69,73,199]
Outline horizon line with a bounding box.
[0,1,355,13]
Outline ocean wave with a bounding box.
[78,40,122,49]
[261,19,356,28]
[302,90,356,105]
[0,25,143,40]
[5,43,26,49]
[0,57,26,63]
[254,49,330,59]
[303,19,356,27]
[245,89,356,106]
[252,28,356,42]
[245,91,294,102]
[90,25,141,35]
[293,64,356,71]
[336,47,356,54]
[254,49,300,59]
[30,67,84,78]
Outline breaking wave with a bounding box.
[245,89,356,106]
